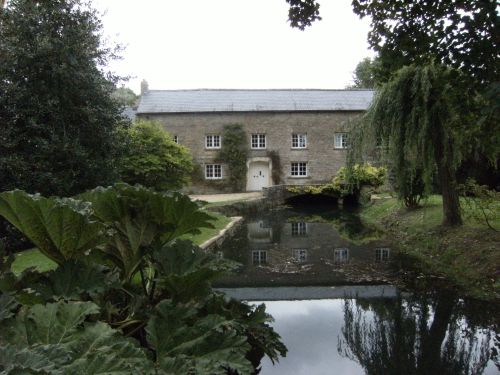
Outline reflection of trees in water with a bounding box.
[338,294,496,375]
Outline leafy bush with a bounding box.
[120,120,194,191]
[0,184,287,374]
[458,179,500,231]
[287,164,386,198]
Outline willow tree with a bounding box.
[360,64,465,226]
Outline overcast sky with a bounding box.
[94,0,374,93]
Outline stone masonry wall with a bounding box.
[137,111,362,193]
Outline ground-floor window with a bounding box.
[205,164,222,179]
[290,162,307,177]
[334,248,349,264]
[173,135,179,144]
[252,250,267,265]
[291,222,307,236]
[375,248,390,262]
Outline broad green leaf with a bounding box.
[0,191,106,265]
[0,293,19,321]
[32,261,117,301]
[146,300,253,375]
[153,240,239,302]
[0,301,153,374]
[79,184,214,282]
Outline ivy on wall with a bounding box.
[267,150,283,185]
[218,124,248,192]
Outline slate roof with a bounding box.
[136,89,374,113]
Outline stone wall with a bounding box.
[137,111,362,193]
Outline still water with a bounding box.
[215,207,499,374]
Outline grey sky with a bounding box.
[94,0,373,93]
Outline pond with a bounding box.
[213,206,499,374]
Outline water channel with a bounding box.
[213,206,499,374]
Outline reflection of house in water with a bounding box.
[215,214,393,287]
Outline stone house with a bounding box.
[135,89,374,193]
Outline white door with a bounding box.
[247,161,270,191]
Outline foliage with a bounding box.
[112,86,138,107]
[0,0,125,197]
[351,64,465,225]
[287,164,385,198]
[0,190,107,265]
[0,301,153,374]
[0,184,287,373]
[267,150,283,185]
[351,0,499,86]
[120,120,194,191]
[458,179,500,232]
[218,124,248,192]
[79,183,214,283]
[349,57,381,89]
[286,0,321,30]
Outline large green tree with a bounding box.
[364,64,466,226]
[0,0,125,197]
[351,0,499,87]
[350,57,380,89]
[120,120,194,191]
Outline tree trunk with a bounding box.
[438,162,462,226]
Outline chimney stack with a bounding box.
[140,79,149,95]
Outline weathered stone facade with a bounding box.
[136,89,373,193]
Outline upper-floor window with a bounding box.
[173,135,179,144]
[292,133,307,149]
[293,249,308,262]
[251,134,266,149]
[290,162,307,177]
[334,132,349,149]
[206,135,221,149]
[205,164,222,179]
[252,250,267,265]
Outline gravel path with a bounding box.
[189,191,263,203]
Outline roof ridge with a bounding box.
[145,88,375,92]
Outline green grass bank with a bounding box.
[10,211,232,275]
[361,195,500,300]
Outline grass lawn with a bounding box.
[361,195,500,300]
[10,211,232,275]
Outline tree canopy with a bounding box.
[120,120,194,191]
[350,57,380,89]
[351,0,499,86]
[0,0,125,196]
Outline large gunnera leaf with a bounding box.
[31,260,117,301]
[0,301,153,374]
[153,240,239,302]
[146,300,253,375]
[79,184,214,282]
[0,191,106,265]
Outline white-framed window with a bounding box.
[334,132,349,149]
[292,133,307,149]
[334,248,349,264]
[205,135,221,149]
[251,134,266,149]
[252,250,267,265]
[291,222,307,236]
[173,135,179,144]
[290,162,307,177]
[205,164,222,179]
[375,248,390,262]
[292,249,308,262]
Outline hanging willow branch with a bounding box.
[349,64,467,226]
